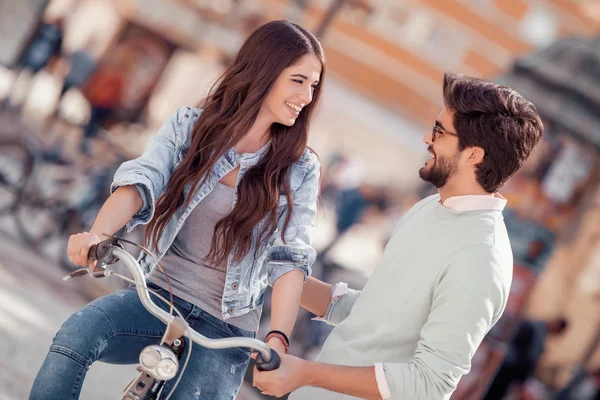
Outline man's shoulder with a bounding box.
[389,194,439,236]
[406,194,440,216]
[416,193,440,207]
[405,194,440,220]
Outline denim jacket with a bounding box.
[111,107,320,318]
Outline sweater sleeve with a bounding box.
[381,245,510,399]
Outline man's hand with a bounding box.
[253,352,309,398]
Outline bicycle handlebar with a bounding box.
[83,239,280,370]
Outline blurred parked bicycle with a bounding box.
[0,113,134,271]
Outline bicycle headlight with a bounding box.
[156,359,178,380]
[139,348,161,368]
[139,345,179,381]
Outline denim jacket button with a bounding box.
[228,307,234,314]
[232,282,239,290]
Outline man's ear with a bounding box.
[467,146,485,165]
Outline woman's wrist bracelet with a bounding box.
[265,331,289,353]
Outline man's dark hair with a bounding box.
[443,73,543,193]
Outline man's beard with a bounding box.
[419,152,459,188]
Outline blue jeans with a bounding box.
[30,284,255,399]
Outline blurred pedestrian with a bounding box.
[3,17,64,111]
[78,59,125,153]
[483,318,568,400]
[318,182,387,270]
[60,37,99,96]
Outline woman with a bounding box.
[30,20,325,399]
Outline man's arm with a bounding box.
[303,361,382,400]
[302,277,362,326]
[300,277,333,317]
[253,352,383,399]
[378,245,509,398]
[255,244,510,399]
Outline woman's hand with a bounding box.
[67,232,102,267]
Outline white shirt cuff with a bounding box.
[331,282,348,300]
[374,362,391,399]
[311,282,349,322]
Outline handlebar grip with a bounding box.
[88,244,100,262]
[255,349,281,372]
[88,238,123,265]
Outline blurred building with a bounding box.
[289,0,600,124]
[4,0,599,189]
[502,36,600,392]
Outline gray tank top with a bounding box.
[148,182,261,332]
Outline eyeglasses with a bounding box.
[432,122,458,141]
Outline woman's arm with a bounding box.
[268,270,305,352]
[300,277,333,317]
[264,152,321,351]
[68,185,142,266]
[89,185,143,238]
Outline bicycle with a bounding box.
[0,137,35,214]
[1,121,132,270]
[12,131,125,241]
[64,235,280,400]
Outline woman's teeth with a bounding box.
[286,102,302,112]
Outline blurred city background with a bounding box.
[1,0,600,399]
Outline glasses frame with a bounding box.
[432,122,458,141]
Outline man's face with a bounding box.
[419,107,461,188]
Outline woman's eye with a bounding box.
[292,79,303,84]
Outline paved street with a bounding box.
[0,225,138,399]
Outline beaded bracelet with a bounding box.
[267,330,289,345]
[265,331,290,353]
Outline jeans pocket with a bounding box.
[222,321,256,340]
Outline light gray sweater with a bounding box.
[290,194,513,400]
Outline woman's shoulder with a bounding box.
[295,147,320,169]
[176,106,203,125]
[165,106,202,147]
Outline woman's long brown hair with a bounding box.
[145,21,325,266]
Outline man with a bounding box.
[252,73,544,399]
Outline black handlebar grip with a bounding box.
[88,244,99,262]
[255,349,281,371]
[88,238,123,265]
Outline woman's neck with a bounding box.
[235,111,272,154]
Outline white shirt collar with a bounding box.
[442,193,507,212]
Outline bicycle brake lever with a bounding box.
[62,266,108,281]
[63,268,89,281]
